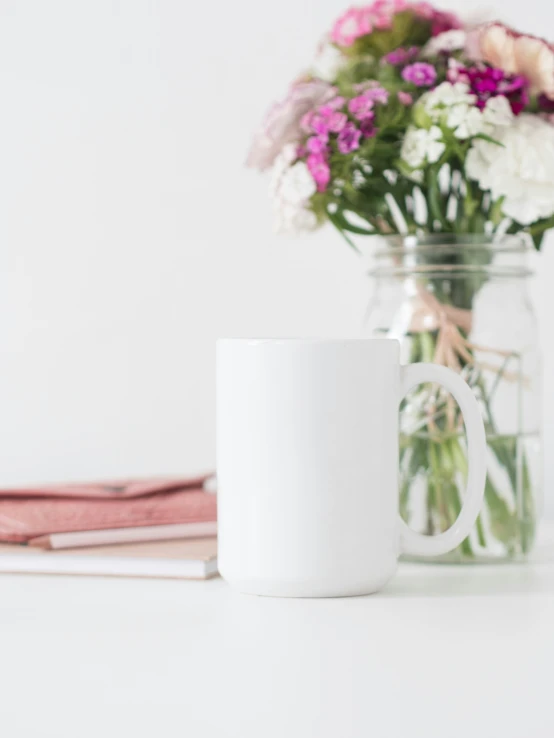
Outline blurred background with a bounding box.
[0,0,552,509]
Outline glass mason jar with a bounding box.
[365,234,542,562]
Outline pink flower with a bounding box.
[397,90,413,104]
[306,135,329,154]
[331,7,372,47]
[412,2,433,19]
[471,23,554,99]
[330,1,460,50]
[401,62,437,86]
[365,86,389,104]
[348,94,375,119]
[370,0,407,29]
[328,96,346,109]
[318,105,334,117]
[328,111,348,132]
[383,46,419,65]
[309,105,348,134]
[337,122,362,153]
[300,112,314,132]
[307,153,331,192]
[310,114,330,135]
[247,81,336,170]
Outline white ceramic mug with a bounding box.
[216,338,486,598]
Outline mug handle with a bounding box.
[398,363,487,557]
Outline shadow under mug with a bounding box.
[216,338,486,598]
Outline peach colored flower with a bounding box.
[514,35,554,99]
[472,23,554,99]
[478,24,517,73]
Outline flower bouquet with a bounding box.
[247,1,551,560]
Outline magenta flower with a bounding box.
[448,61,530,114]
[413,3,461,35]
[402,62,437,87]
[306,135,329,154]
[539,94,554,112]
[360,117,377,138]
[348,94,374,120]
[337,123,362,154]
[307,153,331,192]
[430,10,461,36]
[397,90,413,105]
[383,47,419,66]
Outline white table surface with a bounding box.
[2,532,554,738]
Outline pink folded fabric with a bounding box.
[0,488,217,543]
[0,476,217,543]
[0,475,212,500]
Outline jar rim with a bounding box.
[369,233,533,278]
[375,232,531,255]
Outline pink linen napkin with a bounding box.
[0,476,216,543]
[0,475,212,500]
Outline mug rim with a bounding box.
[217,337,398,345]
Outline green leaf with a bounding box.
[331,209,374,235]
[526,213,554,250]
[326,211,362,252]
[426,168,445,227]
[472,133,505,147]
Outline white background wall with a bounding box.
[0,0,553,509]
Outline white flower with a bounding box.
[401,125,445,169]
[401,127,426,168]
[466,113,554,225]
[422,30,466,57]
[269,143,298,194]
[449,106,484,139]
[312,40,346,82]
[270,155,318,234]
[279,161,317,204]
[274,203,318,234]
[419,82,511,140]
[423,82,475,119]
[482,95,514,129]
[422,126,446,163]
[421,82,481,139]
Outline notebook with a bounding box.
[29,521,218,550]
[0,537,218,580]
